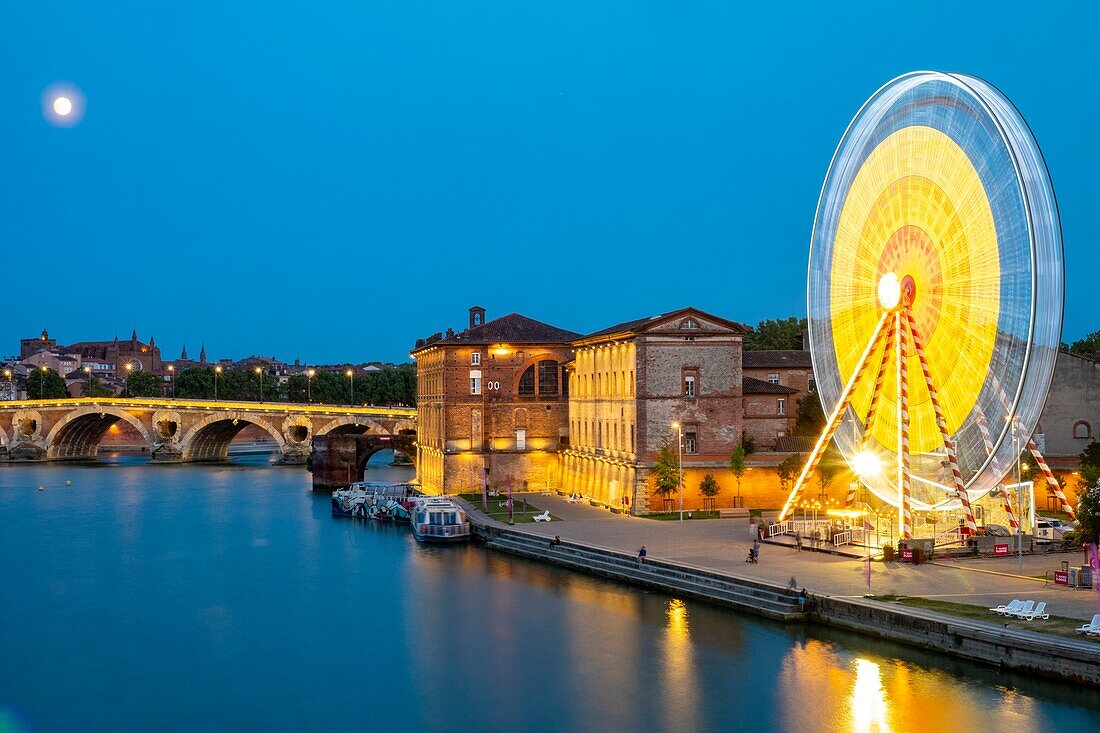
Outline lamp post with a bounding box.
[39,365,48,399]
[346,369,355,406]
[307,368,316,403]
[2,369,11,400]
[83,365,92,392]
[671,421,683,521]
[167,364,175,397]
[124,363,133,397]
[254,366,264,402]
[214,365,222,401]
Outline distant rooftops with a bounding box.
[742,376,798,394]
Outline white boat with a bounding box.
[410,497,470,543]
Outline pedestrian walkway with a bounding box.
[466,493,1100,621]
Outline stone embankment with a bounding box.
[477,524,805,621]
[473,520,1100,685]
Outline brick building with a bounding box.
[561,307,747,512]
[411,307,579,495]
[22,329,164,378]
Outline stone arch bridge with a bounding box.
[0,397,416,466]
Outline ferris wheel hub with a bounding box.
[877,272,901,310]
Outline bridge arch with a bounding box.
[180,411,287,462]
[315,416,388,437]
[45,406,154,461]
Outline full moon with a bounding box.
[53,96,73,116]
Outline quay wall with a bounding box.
[812,596,1100,685]
[470,518,1100,685]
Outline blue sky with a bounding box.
[2,2,1096,363]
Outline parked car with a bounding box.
[1035,517,1074,544]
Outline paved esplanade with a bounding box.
[0,397,415,463]
[496,494,1100,622]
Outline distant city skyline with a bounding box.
[3,3,1097,363]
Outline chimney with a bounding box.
[469,306,486,328]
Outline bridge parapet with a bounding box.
[0,398,416,465]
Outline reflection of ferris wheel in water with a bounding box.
[779,71,1076,538]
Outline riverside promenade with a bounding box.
[471,493,1100,622]
[462,493,1100,683]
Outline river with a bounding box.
[1,456,1097,732]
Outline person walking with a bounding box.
[637,545,647,564]
[788,576,798,595]
[752,538,760,563]
[795,530,803,552]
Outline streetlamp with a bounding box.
[254,366,264,402]
[307,368,316,403]
[124,363,133,397]
[214,365,223,400]
[346,368,355,405]
[83,365,92,393]
[39,365,48,399]
[671,421,683,521]
[2,369,11,400]
[167,364,175,397]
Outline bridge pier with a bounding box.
[150,443,184,463]
[279,445,310,465]
[7,442,46,461]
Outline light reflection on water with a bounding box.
[1,457,1098,733]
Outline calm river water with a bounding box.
[1,456,1098,732]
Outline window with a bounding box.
[1074,420,1092,440]
[684,375,696,398]
[630,424,635,452]
[777,398,786,416]
[683,369,698,398]
[685,431,697,455]
[681,318,699,329]
[538,360,559,396]
[518,366,535,395]
[470,369,482,395]
[515,429,526,450]
[767,373,780,385]
[471,352,481,366]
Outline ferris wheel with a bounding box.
[779,71,1074,538]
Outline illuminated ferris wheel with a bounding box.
[779,71,1075,538]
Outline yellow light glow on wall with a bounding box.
[831,126,1000,454]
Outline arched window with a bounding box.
[538,360,559,396]
[1073,420,1092,440]
[518,366,535,395]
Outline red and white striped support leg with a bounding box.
[845,482,858,508]
[779,313,892,522]
[1028,439,1076,521]
[897,312,912,540]
[975,409,1019,531]
[904,311,975,535]
[860,317,895,449]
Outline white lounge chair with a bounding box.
[1009,601,1035,619]
[1019,601,1048,621]
[567,494,581,504]
[1074,614,1100,635]
[532,510,551,522]
[989,599,1022,615]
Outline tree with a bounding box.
[177,368,215,399]
[1080,441,1100,489]
[741,434,756,456]
[793,387,825,437]
[817,446,843,495]
[744,317,806,351]
[82,377,115,398]
[777,454,802,494]
[699,473,721,510]
[653,439,680,507]
[729,443,746,500]
[1068,330,1100,357]
[126,370,164,398]
[25,367,69,399]
[1077,479,1100,545]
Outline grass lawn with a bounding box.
[641,510,721,520]
[869,594,1097,640]
[457,493,559,523]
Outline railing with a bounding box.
[833,531,851,547]
[417,522,471,537]
[768,521,790,538]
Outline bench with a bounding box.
[718,507,752,519]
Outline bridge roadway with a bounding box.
[0,398,416,464]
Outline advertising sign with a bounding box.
[993,544,1009,557]
[1054,570,1069,586]
[901,547,914,562]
